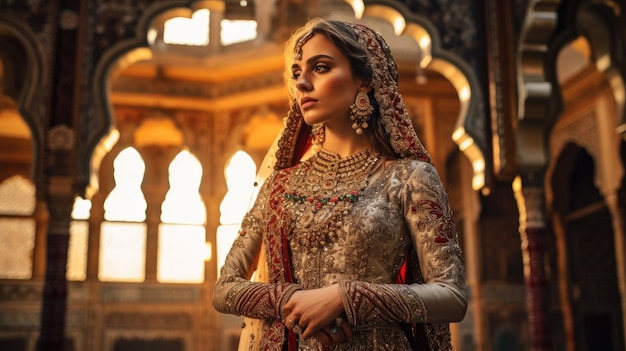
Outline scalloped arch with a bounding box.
[0,15,46,195]
[85,0,488,195]
[86,0,199,198]
[517,0,562,172]
[349,0,487,190]
[518,0,625,170]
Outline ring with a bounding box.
[293,324,303,335]
[330,317,343,334]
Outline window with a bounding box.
[158,150,208,283]
[99,147,147,282]
[216,151,256,276]
[0,175,36,279]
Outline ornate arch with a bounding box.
[519,1,626,349]
[352,0,488,190]
[573,1,626,138]
[0,15,47,197]
[82,0,203,198]
[83,0,488,195]
[518,0,626,172]
[517,0,563,174]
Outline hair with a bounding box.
[284,18,400,160]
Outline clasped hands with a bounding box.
[282,284,353,347]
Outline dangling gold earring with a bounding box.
[350,91,373,135]
[311,123,325,152]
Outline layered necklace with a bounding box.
[283,148,381,252]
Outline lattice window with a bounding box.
[0,175,36,279]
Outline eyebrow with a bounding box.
[291,54,335,69]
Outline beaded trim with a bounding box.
[294,30,314,60]
[345,22,430,161]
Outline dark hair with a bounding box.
[285,19,400,159]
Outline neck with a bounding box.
[321,126,371,158]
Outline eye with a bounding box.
[313,64,329,73]
[290,70,301,80]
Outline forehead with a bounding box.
[295,33,344,62]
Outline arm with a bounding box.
[339,161,467,325]
[212,175,302,320]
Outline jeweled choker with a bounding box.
[283,148,381,251]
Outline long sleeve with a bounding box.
[212,175,301,320]
[338,161,467,326]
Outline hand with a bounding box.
[282,284,349,340]
[308,317,353,347]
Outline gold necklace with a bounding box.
[283,148,381,252]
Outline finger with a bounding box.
[316,328,334,346]
[284,316,296,329]
[307,328,334,348]
[339,318,353,341]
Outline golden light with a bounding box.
[363,5,406,35]
[221,19,257,46]
[346,0,365,19]
[163,9,210,46]
[71,196,92,220]
[99,222,147,282]
[158,224,206,283]
[217,150,257,276]
[103,148,147,222]
[403,23,433,68]
[459,86,471,102]
[452,127,485,191]
[219,151,256,225]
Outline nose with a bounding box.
[295,73,312,92]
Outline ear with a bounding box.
[359,80,373,93]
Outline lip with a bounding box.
[300,97,318,110]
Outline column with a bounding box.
[513,175,551,351]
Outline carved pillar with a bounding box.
[38,0,83,349]
[140,146,175,282]
[458,154,485,350]
[87,191,105,280]
[513,175,551,351]
[605,192,626,349]
[40,174,74,351]
[551,213,575,351]
[33,200,50,279]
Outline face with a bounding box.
[291,34,366,129]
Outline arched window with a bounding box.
[158,150,209,283]
[99,147,147,282]
[216,150,256,276]
[158,8,257,47]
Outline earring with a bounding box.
[311,123,325,151]
[350,91,373,135]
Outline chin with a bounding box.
[302,114,323,126]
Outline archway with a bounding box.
[520,1,626,349]
[85,1,482,350]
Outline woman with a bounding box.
[213,18,467,351]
